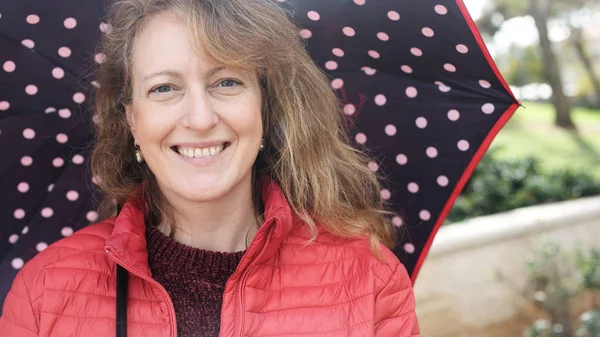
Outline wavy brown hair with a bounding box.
[91,0,399,260]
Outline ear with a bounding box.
[125,104,137,133]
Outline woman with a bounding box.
[0,0,420,336]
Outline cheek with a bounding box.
[135,105,178,142]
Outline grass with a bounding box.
[489,101,600,179]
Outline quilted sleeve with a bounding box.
[0,270,39,336]
[373,257,420,337]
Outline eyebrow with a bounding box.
[142,66,226,82]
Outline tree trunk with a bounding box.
[529,0,576,129]
[570,27,600,107]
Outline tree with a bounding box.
[477,0,576,129]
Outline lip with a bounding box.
[171,142,230,165]
[173,141,229,148]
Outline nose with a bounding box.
[181,87,219,131]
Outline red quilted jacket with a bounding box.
[0,177,420,336]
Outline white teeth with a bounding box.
[177,144,225,158]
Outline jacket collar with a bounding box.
[104,175,294,278]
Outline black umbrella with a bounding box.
[0,0,519,311]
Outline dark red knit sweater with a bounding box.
[145,224,246,337]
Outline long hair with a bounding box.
[91,0,399,260]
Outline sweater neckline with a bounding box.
[145,224,246,273]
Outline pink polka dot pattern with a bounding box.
[59,108,71,118]
[368,50,380,59]
[3,61,16,72]
[343,104,356,115]
[58,46,72,58]
[41,207,53,218]
[355,133,367,144]
[56,133,68,143]
[73,93,85,104]
[444,63,456,72]
[64,18,77,29]
[361,67,376,75]
[21,156,33,166]
[426,147,438,158]
[410,47,423,56]
[17,182,29,193]
[52,67,65,79]
[12,258,24,270]
[422,27,434,37]
[0,0,520,285]
[396,154,408,165]
[325,61,338,70]
[377,32,389,41]
[482,103,495,114]
[36,242,48,252]
[307,11,320,21]
[456,44,469,53]
[415,117,428,129]
[435,5,448,15]
[61,227,74,237]
[368,161,379,172]
[66,190,79,201]
[52,157,64,167]
[447,109,460,121]
[331,78,344,89]
[385,124,397,136]
[25,85,38,95]
[387,11,400,21]
[72,154,84,164]
[23,128,35,139]
[14,209,26,219]
[22,39,35,49]
[457,140,470,151]
[26,15,40,24]
[408,182,419,193]
[86,211,99,222]
[300,29,312,39]
[332,48,344,57]
[342,27,355,37]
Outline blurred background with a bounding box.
[413,0,600,336]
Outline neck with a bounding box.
[156,172,261,252]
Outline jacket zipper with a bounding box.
[106,248,178,337]
[236,228,274,337]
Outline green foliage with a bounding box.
[447,150,600,223]
[503,44,545,86]
[521,243,600,337]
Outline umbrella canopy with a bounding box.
[0,0,519,311]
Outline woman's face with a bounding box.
[126,11,263,204]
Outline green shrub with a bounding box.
[447,150,600,223]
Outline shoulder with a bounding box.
[284,220,409,282]
[15,218,117,297]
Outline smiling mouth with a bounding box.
[171,142,230,158]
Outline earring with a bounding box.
[134,141,144,163]
[259,139,265,152]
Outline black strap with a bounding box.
[116,263,128,337]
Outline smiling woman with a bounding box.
[0,0,419,336]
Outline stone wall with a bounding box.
[413,196,600,337]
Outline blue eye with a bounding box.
[150,85,173,94]
[219,79,240,88]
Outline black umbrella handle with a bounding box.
[116,263,128,337]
